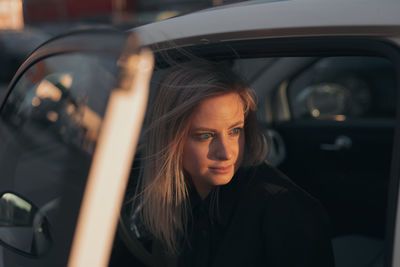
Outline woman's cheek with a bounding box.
[235,133,245,170]
[183,139,209,174]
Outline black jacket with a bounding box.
[178,163,335,267]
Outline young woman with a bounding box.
[134,60,334,267]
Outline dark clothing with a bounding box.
[178,163,335,267]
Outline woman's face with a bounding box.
[183,92,245,199]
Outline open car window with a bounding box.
[114,50,398,267]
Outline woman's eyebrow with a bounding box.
[228,121,245,129]
[191,121,244,132]
[191,127,216,132]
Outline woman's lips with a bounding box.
[209,165,232,174]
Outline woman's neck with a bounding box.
[196,186,213,200]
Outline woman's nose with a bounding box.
[211,136,233,160]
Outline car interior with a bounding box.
[235,55,394,267]
[111,48,396,267]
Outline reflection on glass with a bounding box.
[0,192,52,255]
[306,83,350,119]
[36,80,62,102]
[289,56,395,120]
[311,109,320,118]
[46,111,59,122]
[0,50,126,260]
[333,115,346,122]
[59,74,73,89]
[2,56,115,153]
[0,193,32,226]
[31,96,41,107]
[0,52,119,256]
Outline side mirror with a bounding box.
[0,192,51,256]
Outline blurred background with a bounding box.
[0,0,236,93]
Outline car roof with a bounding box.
[133,0,400,48]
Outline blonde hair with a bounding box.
[136,60,267,254]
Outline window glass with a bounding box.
[287,56,396,120]
[111,54,396,267]
[0,52,118,256]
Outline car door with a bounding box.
[0,30,153,267]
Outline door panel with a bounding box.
[271,56,396,239]
[275,119,393,238]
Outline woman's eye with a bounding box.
[231,128,242,135]
[198,133,212,140]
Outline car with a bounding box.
[1,0,400,266]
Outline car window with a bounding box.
[110,50,397,267]
[0,52,118,256]
[287,56,396,121]
[153,54,395,266]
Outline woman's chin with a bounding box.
[209,172,235,186]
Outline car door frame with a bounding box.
[145,34,400,266]
[133,1,400,263]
